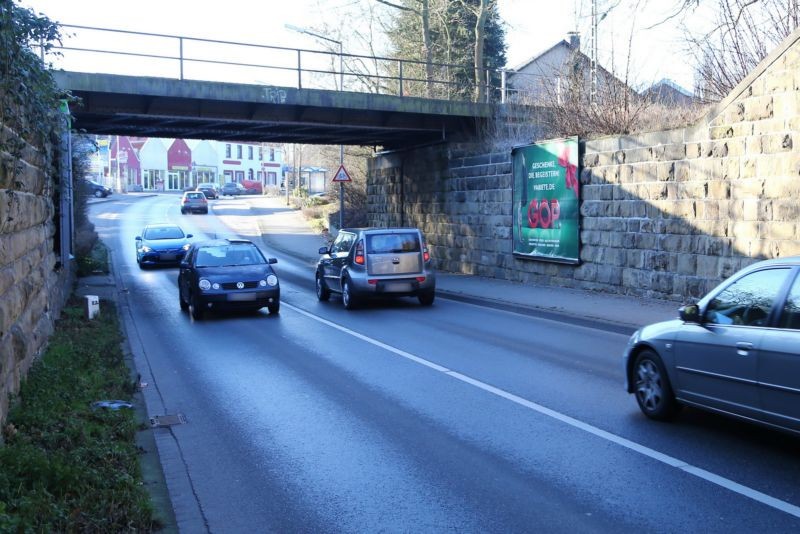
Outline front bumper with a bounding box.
[139,251,187,265]
[197,288,280,310]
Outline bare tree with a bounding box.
[454,0,497,102]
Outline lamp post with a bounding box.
[285,24,346,230]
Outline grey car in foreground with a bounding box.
[624,256,800,436]
[316,227,436,309]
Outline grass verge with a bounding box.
[0,296,160,532]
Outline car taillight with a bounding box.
[423,242,430,262]
[354,239,365,265]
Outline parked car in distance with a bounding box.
[242,179,263,195]
[135,223,193,268]
[178,238,280,319]
[180,191,209,214]
[83,179,112,198]
[220,182,246,197]
[315,227,436,309]
[196,182,218,199]
[624,256,800,436]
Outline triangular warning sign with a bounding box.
[332,164,352,182]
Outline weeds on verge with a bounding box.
[0,298,159,532]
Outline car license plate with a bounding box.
[228,293,255,301]
[159,253,177,261]
[383,282,412,292]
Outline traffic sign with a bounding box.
[332,164,352,183]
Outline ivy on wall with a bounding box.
[0,0,63,185]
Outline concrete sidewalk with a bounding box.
[245,195,681,332]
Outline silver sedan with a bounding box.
[624,256,800,436]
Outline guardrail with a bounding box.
[45,24,511,103]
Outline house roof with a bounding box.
[510,39,575,72]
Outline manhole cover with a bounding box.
[150,414,187,427]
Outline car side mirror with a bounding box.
[135,236,142,241]
[186,234,193,238]
[319,246,329,255]
[268,258,277,264]
[679,304,701,323]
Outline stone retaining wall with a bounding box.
[368,27,800,302]
[0,123,69,424]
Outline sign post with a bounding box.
[332,164,352,230]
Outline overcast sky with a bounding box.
[21,0,711,92]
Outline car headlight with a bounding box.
[140,245,152,253]
[182,243,191,251]
[198,279,211,290]
[266,274,278,286]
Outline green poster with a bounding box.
[512,136,580,263]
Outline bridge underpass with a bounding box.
[55,71,494,149]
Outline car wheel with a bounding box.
[633,350,679,421]
[181,209,187,214]
[94,190,103,198]
[179,289,188,311]
[418,291,435,306]
[203,209,208,214]
[189,293,204,320]
[268,301,280,315]
[342,279,358,310]
[316,272,330,301]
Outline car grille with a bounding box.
[221,281,259,290]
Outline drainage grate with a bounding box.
[150,413,187,427]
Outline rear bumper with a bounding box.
[349,275,435,297]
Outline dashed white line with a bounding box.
[285,302,800,519]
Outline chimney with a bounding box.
[567,31,580,49]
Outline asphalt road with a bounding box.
[90,194,800,533]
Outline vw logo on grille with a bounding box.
[236,282,244,289]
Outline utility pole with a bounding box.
[590,0,598,105]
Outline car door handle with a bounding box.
[736,342,754,356]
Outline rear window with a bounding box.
[186,192,204,199]
[366,233,420,254]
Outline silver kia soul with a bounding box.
[315,227,436,309]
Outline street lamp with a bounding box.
[285,24,346,231]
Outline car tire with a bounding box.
[418,291,435,306]
[179,290,188,311]
[316,272,330,301]
[189,293,204,320]
[342,279,358,310]
[181,209,187,214]
[633,350,680,421]
[202,209,208,214]
[268,301,280,315]
[94,190,103,198]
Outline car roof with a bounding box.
[341,227,422,234]
[744,256,800,270]
[192,238,255,248]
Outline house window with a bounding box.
[248,146,253,160]
[259,147,263,161]
[269,148,275,162]
[225,144,231,158]
[235,171,244,181]
[237,145,242,159]
[248,169,254,180]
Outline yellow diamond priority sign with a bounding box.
[332,164,352,182]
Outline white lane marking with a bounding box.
[285,302,800,519]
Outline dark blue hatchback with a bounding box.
[135,223,193,268]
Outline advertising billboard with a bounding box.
[512,136,580,264]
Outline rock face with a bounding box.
[0,121,71,426]
[369,28,800,302]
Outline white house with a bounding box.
[139,138,169,191]
[189,140,220,186]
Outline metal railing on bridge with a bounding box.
[43,24,515,104]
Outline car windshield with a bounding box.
[143,226,185,240]
[367,233,420,253]
[195,245,264,267]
